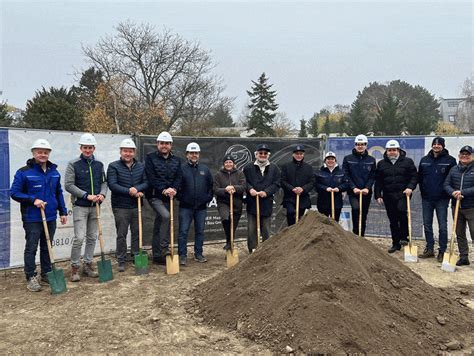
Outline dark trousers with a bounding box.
[384,197,409,247]
[247,213,271,252]
[285,203,307,226]
[422,198,449,252]
[350,193,372,236]
[113,208,139,263]
[23,220,56,280]
[178,207,207,257]
[454,207,474,258]
[318,207,342,222]
[221,214,241,245]
[149,198,170,260]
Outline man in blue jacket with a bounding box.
[342,134,376,236]
[418,137,456,261]
[65,133,108,282]
[145,131,182,265]
[444,145,474,266]
[10,139,68,292]
[107,138,148,272]
[177,142,213,265]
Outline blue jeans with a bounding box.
[178,207,206,257]
[422,198,449,252]
[23,220,56,280]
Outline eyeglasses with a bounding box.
[460,152,471,156]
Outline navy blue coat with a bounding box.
[315,165,349,210]
[177,161,213,210]
[243,162,281,217]
[107,159,149,209]
[280,159,315,210]
[342,149,376,195]
[10,159,68,222]
[145,151,182,202]
[444,162,474,210]
[418,149,456,201]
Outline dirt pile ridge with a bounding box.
[194,211,474,354]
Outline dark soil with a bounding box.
[194,211,474,354]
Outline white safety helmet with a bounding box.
[385,139,400,149]
[78,133,97,146]
[186,142,201,153]
[119,138,136,149]
[324,151,337,159]
[31,139,52,151]
[354,134,368,144]
[156,131,173,143]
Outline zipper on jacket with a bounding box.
[89,161,94,207]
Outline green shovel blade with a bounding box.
[134,251,149,275]
[47,267,67,295]
[98,258,113,283]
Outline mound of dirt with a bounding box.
[194,211,474,354]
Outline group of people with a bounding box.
[10,132,473,292]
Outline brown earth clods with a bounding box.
[194,211,474,354]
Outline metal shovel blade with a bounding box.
[441,252,457,272]
[134,251,149,275]
[404,245,418,263]
[166,255,179,275]
[47,267,67,295]
[98,257,114,283]
[226,248,239,268]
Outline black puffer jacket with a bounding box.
[145,151,182,201]
[280,158,315,210]
[374,149,418,202]
[444,162,474,209]
[107,159,148,209]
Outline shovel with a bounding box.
[166,196,179,275]
[404,194,417,262]
[442,198,461,272]
[358,191,363,237]
[134,195,149,275]
[40,207,67,294]
[226,192,239,268]
[256,195,261,248]
[295,193,300,224]
[331,190,335,220]
[96,204,113,283]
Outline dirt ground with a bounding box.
[0,235,473,355]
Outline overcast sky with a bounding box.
[1,0,472,124]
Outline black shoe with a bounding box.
[194,254,207,263]
[400,240,409,246]
[118,263,125,272]
[418,248,435,259]
[162,248,171,257]
[456,257,470,266]
[179,255,187,266]
[388,245,401,253]
[223,244,231,251]
[437,252,444,263]
[153,257,166,265]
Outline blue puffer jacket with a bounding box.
[145,151,182,202]
[177,161,213,210]
[107,159,149,209]
[418,149,456,201]
[315,165,349,210]
[342,149,376,195]
[444,162,474,209]
[10,159,68,222]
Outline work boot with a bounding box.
[437,251,444,263]
[40,273,49,285]
[153,256,166,265]
[223,244,231,251]
[162,248,171,257]
[418,248,435,259]
[27,276,42,292]
[388,245,401,253]
[118,263,125,272]
[71,266,81,282]
[400,239,409,246]
[456,257,470,266]
[194,254,207,263]
[179,255,187,266]
[83,263,99,278]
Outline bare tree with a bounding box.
[273,112,294,137]
[82,21,230,134]
[457,75,474,133]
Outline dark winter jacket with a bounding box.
[65,155,107,207]
[107,159,149,209]
[315,165,349,210]
[10,159,68,222]
[444,162,474,210]
[280,158,315,210]
[214,167,246,218]
[177,161,213,210]
[342,149,376,195]
[374,149,418,204]
[145,151,182,202]
[418,149,456,201]
[243,162,281,217]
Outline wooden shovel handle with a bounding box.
[170,196,174,257]
[256,195,261,245]
[358,191,363,237]
[448,198,461,255]
[230,192,234,248]
[96,204,105,254]
[331,190,335,220]
[296,194,300,223]
[406,194,412,245]
[40,207,56,264]
[138,195,143,250]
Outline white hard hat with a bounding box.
[157,131,173,143]
[31,139,52,151]
[186,142,201,152]
[324,151,336,159]
[354,134,368,144]
[385,139,400,149]
[119,138,136,149]
[78,133,97,146]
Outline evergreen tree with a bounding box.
[373,92,402,135]
[307,112,319,137]
[323,115,331,136]
[299,118,307,137]
[209,103,234,127]
[246,72,278,136]
[347,98,370,136]
[0,102,12,127]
